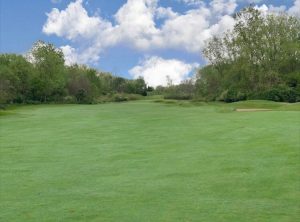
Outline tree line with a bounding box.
[1,7,299,105]
[155,7,300,103]
[0,41,148,105]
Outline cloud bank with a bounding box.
[43,0,238,64]
[129,56,199,87]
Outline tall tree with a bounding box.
[29,41,66,102]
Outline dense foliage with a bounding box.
[196,7,300,102]
[0,41,147,105]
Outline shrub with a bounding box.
[114,95,128,102]
[75,88,87,103]
[219,88,247,103]
[126,94,142,101]
[263,87,298,103]
[163,86,195,100]
[63,96,76,104]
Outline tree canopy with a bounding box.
[197,7,300,102]
[0,41,148,105]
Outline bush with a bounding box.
[219,89,247,103]
[126,94,142,101]
[114,95,128,102]
[263,87,299,103]
[75,88,87,103]
[160,80,195,100]
[63,96,76,104]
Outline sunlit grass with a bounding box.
[1,100,299,221]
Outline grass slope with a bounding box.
[0,101,299,221]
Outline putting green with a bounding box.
[1,101,299,221]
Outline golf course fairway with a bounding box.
[1,100,299,221]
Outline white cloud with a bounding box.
[43,0,238,64]
[210,0,237,15]
[288,0,300,17]
[60,45,102,65]
[60,45,78,65]
[43,0,116,64]
[253,4,269,13]
[268,5,287,13]
[253,0,300,17]
[178,0,237,14]
[43,0,112,40]
[112,0,160,50]
[156,7,178,19]
[129,56,199,87]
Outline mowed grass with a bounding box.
[0,101,299,221]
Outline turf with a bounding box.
[0,101,299,221]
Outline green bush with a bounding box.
[63,96,76,104]
[164,94,192,100]
[159,80,195,101]
[126,94,142,101]
[114,95,128,102]
[219,89,247,103]
[263,87,299,103]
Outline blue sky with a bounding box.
[0,0,298,86]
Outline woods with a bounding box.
[0,41,147,105]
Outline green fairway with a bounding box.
[0,101,299,221]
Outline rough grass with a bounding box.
[0,100,299,221]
